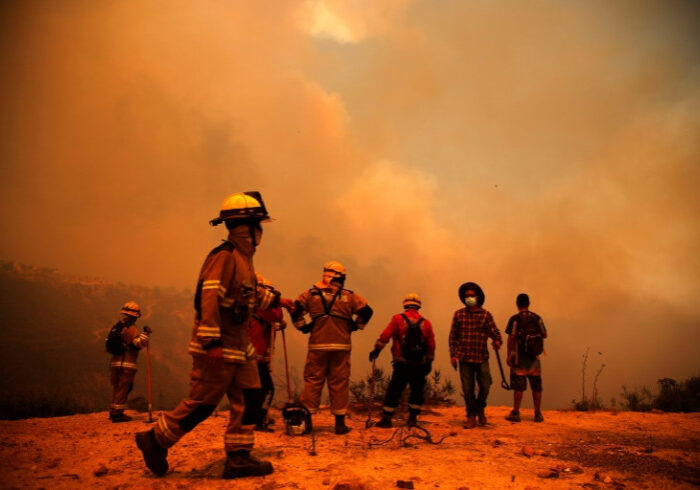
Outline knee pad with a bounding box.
[178,404,216,432]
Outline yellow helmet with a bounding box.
[209,191,271,226]
[323,261,346,275]
[403,293,421,309]
[120,301,142,318]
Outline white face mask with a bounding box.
[465,296,478,307]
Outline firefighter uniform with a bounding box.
[152,228,279,454]
[370,294,435,428]
[375,308,436,417]
[109,322,149,419]
[244,303,285,428]
[136,191,278,479]
[293,280,371,416]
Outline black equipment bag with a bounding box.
[400,314,427,363]
[515,312,544,356]
[105,322,126,355]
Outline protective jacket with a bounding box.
[110,323,149,371]
[249,306,284,362]
[188,229,279,363]
[374,309,436,363]
[293,282,370,351]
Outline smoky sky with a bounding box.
[1,0,699,407]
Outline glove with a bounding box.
[300,323,313,334]
[279,298,295,311]
[275,321,287,331]
[493,340,502,351]
[369,348,381,362]
[143,325,152,334]
[423,361,433,376]
[451,356,458,371]
[350,321,359,332]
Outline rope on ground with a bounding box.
[367,424,453,448]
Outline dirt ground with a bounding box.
[1,405,698,489]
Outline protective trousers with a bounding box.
[110,367,135,415]
[382,362,426,415]
[242,361,274,425]
[154,357,261,453]
[301,350,351,416]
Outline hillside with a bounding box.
[0,406,698,489]
[0,261,195,418]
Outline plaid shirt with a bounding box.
[449,307,502,363]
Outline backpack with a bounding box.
[514,312,544,356]
[105,322,126,355]
[400,314,426,363]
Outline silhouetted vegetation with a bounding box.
[349,366,456,409]
[0,261,193,419]
[617,376,700,412]
[572,348,606,411]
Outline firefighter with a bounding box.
[242,273,286,432]
[107,301,150,423]
[291,261,373,434]
[135,192,292,479]
[369,293,435,428]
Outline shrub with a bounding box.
[653,376,700,412]
[620,384,654,412]
[349,365,456,409]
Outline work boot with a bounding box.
[477,410,487,426]
[135,429,169,476]
[222,450,273,479]
[534,410,544,423]
[375,415,393,428]
[463,416,477,429]
[407,412,418,427]
[334,415,351,435]
[110,412,132,423]
[505,410,521,422]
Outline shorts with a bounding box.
[510,353,542,392]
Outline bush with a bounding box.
[424,369,456,405]
[653,376,700,412]
[616,376,700,413]
[349,365,456,410]
[620,384,654,412]
[350,367,389,406]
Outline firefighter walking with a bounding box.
[369,293,436,428]
[136,192,291,479]
[291,261,373,434]
[106,301,150,423]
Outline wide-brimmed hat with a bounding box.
[458,282,485,307]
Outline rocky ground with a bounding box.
[1,405,698,489]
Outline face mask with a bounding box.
[253,227,262,247]
[465,296,478,307]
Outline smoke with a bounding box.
[1,0,699,407]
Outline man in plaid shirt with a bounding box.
[449,281,502,429]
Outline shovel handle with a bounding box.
[146,341,153,422]
[281,329,293,401]
[494,348,511,391]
